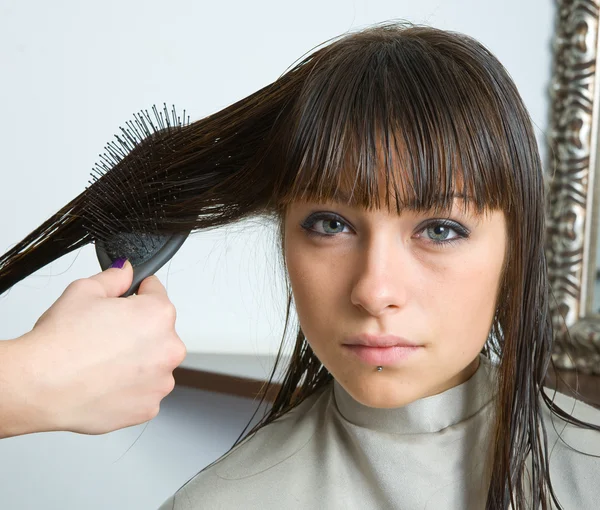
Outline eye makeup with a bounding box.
[299,211,471,249]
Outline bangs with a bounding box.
[273,24,512,218]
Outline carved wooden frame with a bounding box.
[546,0,600,374]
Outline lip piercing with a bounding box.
[377,366,383,372]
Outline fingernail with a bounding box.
[110,257,127,269]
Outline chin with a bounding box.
[349,380,422,409]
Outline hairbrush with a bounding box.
[88,103,192,297]
[95,231,190,297]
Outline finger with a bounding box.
[136,274,168,297]
[87,259,134,298]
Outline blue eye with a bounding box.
[300,212,350,237]
[300,212,469,248]
[301,213,350,236]
[421,222,465,246]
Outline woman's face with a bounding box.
[283,190,507,408]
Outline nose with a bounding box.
[350,233,410,317]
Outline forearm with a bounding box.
[0,334,50,438]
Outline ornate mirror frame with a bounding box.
[547,0,600,375]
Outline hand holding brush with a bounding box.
[0,104,203,436]
[0,257,187,437]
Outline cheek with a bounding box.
[285,243,340,335]
[435,249,503,342]
[287,250,329,302]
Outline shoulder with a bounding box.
[536,387,600,509]
[156,383,333,510]
[539,387,600,454]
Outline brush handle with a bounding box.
[95,232,190,297]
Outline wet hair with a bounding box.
[1,20,599,509]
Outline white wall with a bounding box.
[0,1,555,509]
[0,384,270,509]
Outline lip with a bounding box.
[343,333,422,348]
[342,333,424,366]
[343,345,422,365]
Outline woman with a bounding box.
[155,22,600,509]
[1,21,599,509]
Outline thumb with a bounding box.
[87,259,134,298]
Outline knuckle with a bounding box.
[147,404,161,421]
[155,298,176,323]
[165,338,187,368]
[67,278,88,293]
[173,339,187,363]
[68,278,103,297]
[164,376,176,394]
[167,303,177,322]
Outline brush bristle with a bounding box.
[82,103,191,245]
[99,232,169,266]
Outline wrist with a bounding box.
[0,333,55,438]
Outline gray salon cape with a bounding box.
[157,354,600,509]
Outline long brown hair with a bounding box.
[1,20,598,509]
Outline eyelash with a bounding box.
[300,212,470,248]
